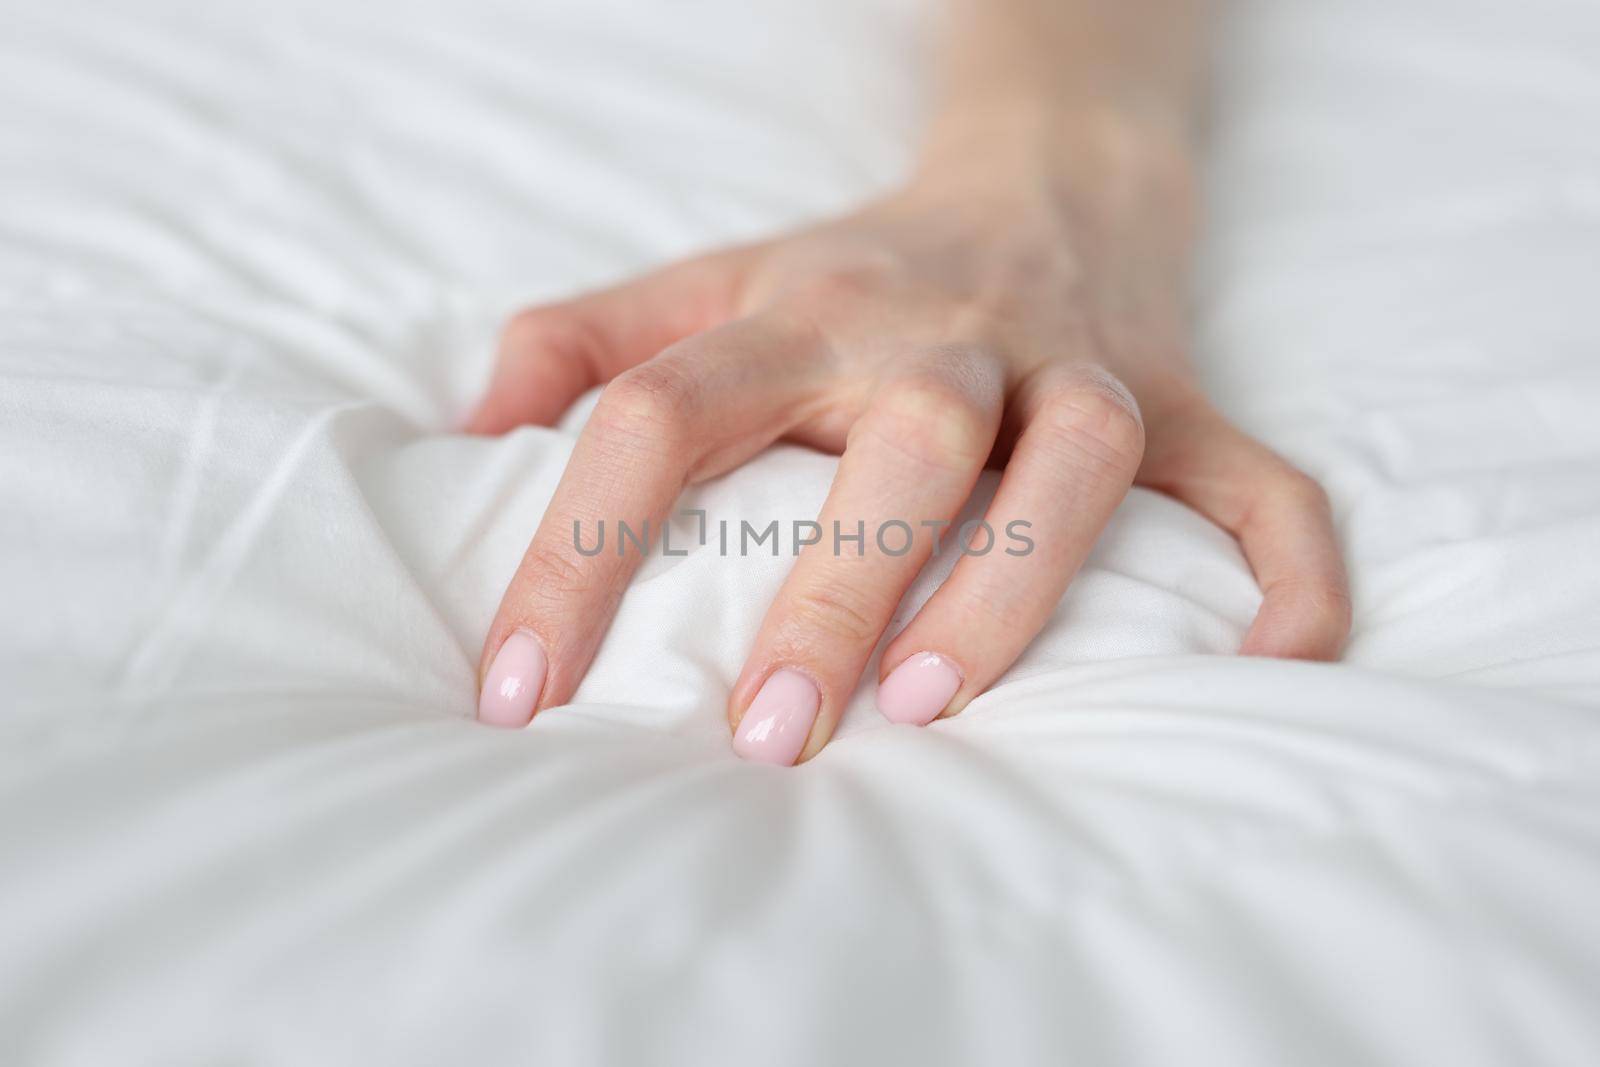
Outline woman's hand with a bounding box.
[466,109,1351,765]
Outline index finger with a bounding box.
[476,315,822,726]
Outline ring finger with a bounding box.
[876,363,1146,725]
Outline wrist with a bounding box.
[912,101,1195,214]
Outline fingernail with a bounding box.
[733,669,820,766]
[478,629,548,727]
[877,651,962,726]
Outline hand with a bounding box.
[467,115,1350,765]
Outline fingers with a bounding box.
[728,349,1005,765]
[1138,398,1351,660]
[876,365,1146,726]
[464,249,754,435]
[477,314,825,727]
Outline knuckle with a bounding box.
[592,363,695,446]
[1319,583,1355,632]
[791,261,898,308]
[497,308,547,353]
[1271,575,1354,637]
[499,305,585,358]
[948,572,1016,632]
[1274,468,1333,514]
[513,538,597,605]
[1032,372,1146,477]
[865,374,994,472]
[783,584,885,647]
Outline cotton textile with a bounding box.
[2,1,1599,1064]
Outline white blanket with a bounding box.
[3,0,1599,1063]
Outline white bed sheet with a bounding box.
[2,0,1599,1064]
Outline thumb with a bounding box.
[465,246,757,434]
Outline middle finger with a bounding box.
[728,346,1005,765]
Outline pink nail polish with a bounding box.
[877,651,962,726]
[478,629,548,728]
[733,669,820,766]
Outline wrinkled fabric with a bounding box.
[2,0,1599,1064]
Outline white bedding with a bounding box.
[3,0,1600,1063]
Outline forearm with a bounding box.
[923,0,1210,178]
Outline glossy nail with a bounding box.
[733,668,820,766]
[877,651,962,726]
[478,629,548,727]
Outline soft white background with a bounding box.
[2,0,1598,1064]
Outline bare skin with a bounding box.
[467,0,1352,764]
